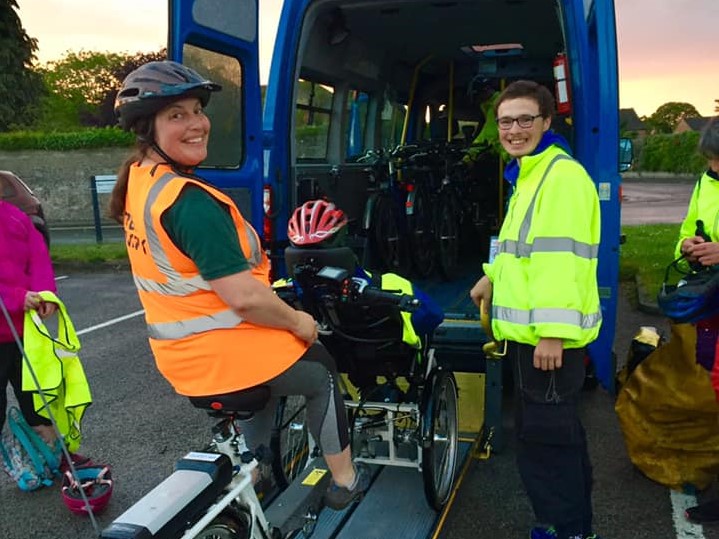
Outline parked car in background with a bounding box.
[0,170,50,245]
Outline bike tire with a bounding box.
[435,192,461,280]
[407,185,436,278]
[371,193,410,275]
[421,369,459,511]
[270,396,311,490]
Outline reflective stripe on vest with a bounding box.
[147,309,245,340]
[493,306,602,331]
[493,154,601,333]
[139,173,263,339]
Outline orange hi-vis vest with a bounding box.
[124,163,308,396]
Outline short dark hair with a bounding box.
[493,80,556,120]
[699,117,719,159]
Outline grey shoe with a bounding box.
[324,463,371,510]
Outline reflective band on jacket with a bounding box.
[493,306,602,330]
[498,237,599,259]
[147,309,244,340]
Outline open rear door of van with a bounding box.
[168,0,265,231]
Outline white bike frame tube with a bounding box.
[180,461,270,539]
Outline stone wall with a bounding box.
[0,148,130,226]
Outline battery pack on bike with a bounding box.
[100,452,232,539]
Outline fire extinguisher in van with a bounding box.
[553,52,571,115]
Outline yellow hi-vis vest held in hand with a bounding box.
[482,147,602,348]
[22,291,91,453]
[124,164,307,396]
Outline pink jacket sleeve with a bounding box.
[27,225,56,294]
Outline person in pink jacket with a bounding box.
[0,200,57,440]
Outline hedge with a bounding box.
[0,128,133,151]
[0,128,710,176]
[638,132,707,174]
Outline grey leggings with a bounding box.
[240,343,350,455]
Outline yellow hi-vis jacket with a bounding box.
[124,163,307,396]
[22,291,91,453]
[675,170,719,259]
[482,146,602,348]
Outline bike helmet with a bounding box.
[288,199,348,247]
[61,465,113,515]
[115,60,221,131]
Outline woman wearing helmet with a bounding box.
[676,116,719,525]
[108,61,369,510]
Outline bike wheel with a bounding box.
[270,396,310,490]
[196,511,250,539]
[421,369,459,511]
[435,192,461,280]
[371,193,410,275]
[407,186,436,278]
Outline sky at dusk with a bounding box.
[14,0,719,118]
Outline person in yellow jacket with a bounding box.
[674,116,719,525]
[462,80,502,163]
[469,80,602,539]
[109,61,369,510]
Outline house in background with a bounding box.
[619,108,647,137]
[674,116,711,134]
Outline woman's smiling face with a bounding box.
[153,97,210,166]
[496,97,552,159]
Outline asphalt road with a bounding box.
[1,177,710,539]
[620,176,695,226]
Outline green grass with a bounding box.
[50,242,128,265]
[620,224,680,299]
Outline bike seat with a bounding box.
[188,385,271,417]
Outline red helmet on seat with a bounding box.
[288,199,348,246]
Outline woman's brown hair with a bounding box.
[108,118,154,223]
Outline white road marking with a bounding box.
[671,490,705,539]
[55,275,69,281]
[76,309,145,336]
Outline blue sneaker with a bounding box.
[530,530,601,539]
[530,527,557,539]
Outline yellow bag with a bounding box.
[615,322,719,491]
[22,291,92,453]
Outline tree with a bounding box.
[646,102,701,134]
[0,0,45,131]
[715,99,718,114]
[95,49,167,127]
[37,48,166,129]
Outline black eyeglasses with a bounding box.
[497,114,543,130]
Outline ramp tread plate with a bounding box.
[337,466,435,539]
[293,444,471,539]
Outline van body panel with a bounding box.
[170,0,622,390]
[169,0,264,225]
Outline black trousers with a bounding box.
[510,341,593,538]
[0,341,51,431]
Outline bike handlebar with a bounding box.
[352,278,421,312]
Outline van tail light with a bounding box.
[263,184,273,244]
[262,184,276,280]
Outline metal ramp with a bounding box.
[292,443,472,539]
